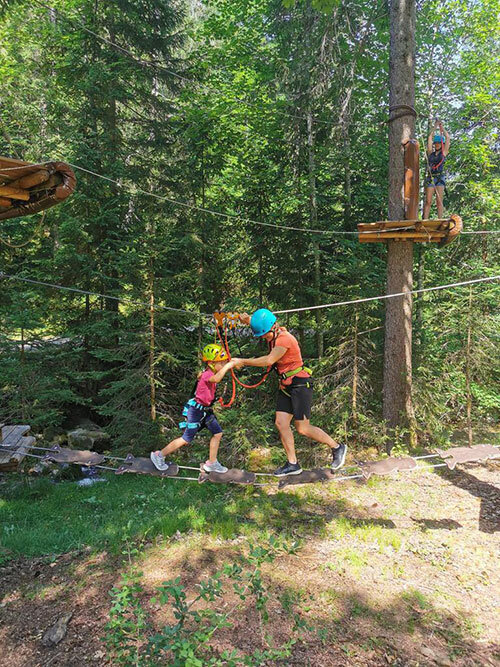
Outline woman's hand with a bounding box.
[231,357,245,369]
[238,312,251,325]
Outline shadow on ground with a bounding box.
[435,464,500,533]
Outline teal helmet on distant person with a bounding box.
[250,308,277,337]
[433,134,445,144]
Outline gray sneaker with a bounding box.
[150,450,171,471]
[203,460,228,474]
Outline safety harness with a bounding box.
[267,328,313,390]
[279,365,313,383]
[428,147,446,175]
[178,373,217,430]
[179,398,210,430]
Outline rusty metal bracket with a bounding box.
[359,456,417,480]
[43,445,105,466]
[115,454,179,477]
[435,444,500,470]
[278,468,338,488]
[198,467,256,484]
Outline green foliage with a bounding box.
[105,538,305,666]
[0,0,498,453]
[0,470,314,560]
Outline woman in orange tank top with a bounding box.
[233,309,347,477]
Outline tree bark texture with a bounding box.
[465,287,473,447]
[352,309,358,424]
[307,111,324,358]
[383,0,417,451]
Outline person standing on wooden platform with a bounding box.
[233,309,347,477]
[423,120,450,219]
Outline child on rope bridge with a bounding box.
[150,344,237,473]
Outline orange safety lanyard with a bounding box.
[214,317,272,406]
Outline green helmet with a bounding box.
[202,343,228,363]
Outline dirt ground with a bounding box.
[0,461,499,666]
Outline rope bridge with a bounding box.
[1,424,498,489]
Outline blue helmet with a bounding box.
[433,134,445,144]
[250,308,277,337]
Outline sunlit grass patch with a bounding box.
[401,588,432,610]
[324,515,402,552]
[0,473,316,560]
[322,548,369,576]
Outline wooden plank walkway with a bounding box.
[0,424,35,471]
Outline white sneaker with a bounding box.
[203,460,228,474]
[150,450,171,471]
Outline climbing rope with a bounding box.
[273,275,500,314]
[3,159,500,238]
[216,318,272,390]
[2,273,497,320]
[0,272,211,317]
[0,211,46,249]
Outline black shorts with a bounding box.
[276,377,313,420]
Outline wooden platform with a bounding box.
[358,215,462,246]
[0,156,76,222]
[0,424,35,471]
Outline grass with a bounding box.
[1,460,497,666]
[0,466,404,566]
[0,472,310,561]
[324,515,403,551]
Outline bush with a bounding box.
[105,537,326,666]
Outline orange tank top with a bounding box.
[272,329,310,386]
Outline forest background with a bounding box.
[0,0,499,463]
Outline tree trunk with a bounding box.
[415,244,424,348]
[383,0,417,452]
[148,255,156,422]
[306,111,323,358]
[343,124,352,229]
[465,286,473,447]
[352,309,358,425]
[20,324,26,421]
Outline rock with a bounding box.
[419,645,453,666]
[29,462,51,476]
[41,612,72,647]
[42,426,65,442]
[67,428,110,452]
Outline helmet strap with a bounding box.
[268,325,278,349]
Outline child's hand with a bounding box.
[238,312,251,325]
[231,357,245,369]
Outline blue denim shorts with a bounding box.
[425,174,446,187]
[181,404,223,443]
